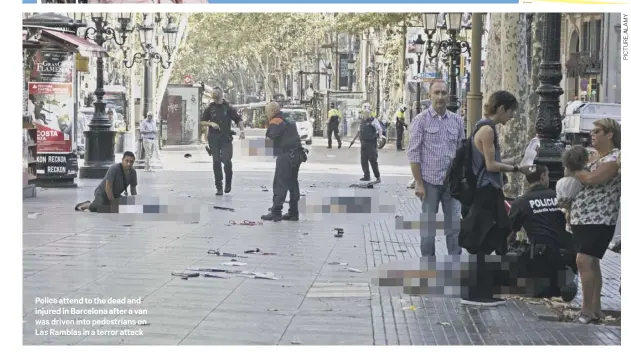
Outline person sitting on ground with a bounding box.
[75,151,138,212]
[556,145,589,233]
[508,164,578,302]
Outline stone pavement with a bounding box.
[23,140,621,345]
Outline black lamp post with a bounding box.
[79,12,132,179]
[366,51,383,117]
[413,34,425,115]
[534,13,565,190]
[119,13,178,168]
[326,63,333,89]
[423,13,470,113]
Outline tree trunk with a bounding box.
[526,14,544,141]
[482,13,531,199]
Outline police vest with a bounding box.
[328,109,340,124]
[397,111,405,120]
[360,118,378,142]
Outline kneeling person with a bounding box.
[508,164,577,301]
[75,151,138,212]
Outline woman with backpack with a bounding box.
[458,90,534,307]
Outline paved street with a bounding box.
[23,136,620,345]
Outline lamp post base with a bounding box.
[533,138,565,190]
[79,129,117,179]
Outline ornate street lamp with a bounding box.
[422,13,471,113]
[366,51,383,117]
[121,14,178,70]
[326,62,333,89]
[414,34,425,115]
[79,12,133,179]
[534,14,565,189]
[116,13,179,168]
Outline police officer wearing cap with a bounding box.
[200,87,245,196]
[395,105,408,151]
[261,102,308,222]
[351,103,383,183]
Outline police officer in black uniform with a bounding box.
[200,87,245,196]
[261,102,307,222]
[508,164,578,301]
[395,105,408,151]
[352,103,383,183]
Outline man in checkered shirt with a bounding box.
[407,79,466,257]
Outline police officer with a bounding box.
[261,102,307,222]
[327,103,342,149]
[395,105,408,151]
[352,103,383,183]
[200,87,245,196]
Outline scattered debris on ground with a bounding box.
[213,206,235,212]
[184,153,192,158]
[347,267,362,273]
[328,261,348,266]
[208,249,248,258]
[221,261,247,266]
[291,337,302,345]
[171,271,200,278]
[334,228,344,238]
[506,296,621,326]
[27,212,41,219]
[227,220,263,226]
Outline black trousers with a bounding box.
[271,153,301,215]
[396,128,404,149]
[327,124,341,147]
[208,138,233,188]
[360,142,380,179]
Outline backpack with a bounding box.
[443,120,496,206]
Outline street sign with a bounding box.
[184,75,193,84]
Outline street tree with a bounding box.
[482,13,532,198]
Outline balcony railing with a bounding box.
[565,51,601,77]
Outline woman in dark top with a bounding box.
[460,91,533,307]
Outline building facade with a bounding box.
[560,13,621,108]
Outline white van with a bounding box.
[280,108,314,145]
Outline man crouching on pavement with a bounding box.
[261,102,307,222]
[74,151,138,212]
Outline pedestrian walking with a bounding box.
[201,87,246,196]
[395,105,408,151]
[350,103,383,183]
[140,111,157,172]
[407,79,465,257]
[327,104,342,149]
[74,151,138,212]
[459,90,534,306]
[260,102,307,222]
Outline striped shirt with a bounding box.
[407,107,465,185]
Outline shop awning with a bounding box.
[40,29,108,58]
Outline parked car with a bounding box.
[280,108,313,145]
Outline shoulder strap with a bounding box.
[119,164,129,196]
[469,121,497,188]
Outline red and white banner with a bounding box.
[29,82,73,153]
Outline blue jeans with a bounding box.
[420,180,462,256]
